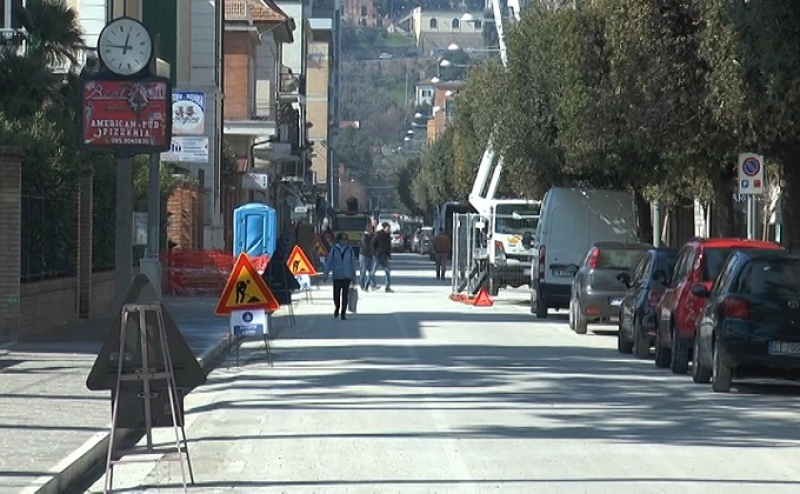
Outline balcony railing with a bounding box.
[225,0,252,22]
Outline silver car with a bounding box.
[569,241,651,335]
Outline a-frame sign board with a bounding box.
[215,253,281,316]
[287,244,317,276]
[87,274,206,392]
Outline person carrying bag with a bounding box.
[323,233,357,320]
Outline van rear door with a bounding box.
[544,206,589,284]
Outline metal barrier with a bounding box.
[450,213,489,297]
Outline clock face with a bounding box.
[98,18,153,76]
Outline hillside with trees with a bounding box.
[395,0,800,242]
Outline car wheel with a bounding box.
[632,317,649,359]
[574,299,588,335]
[654,324,671,368]
[532,287,548,319]
[711,343,733,392]
[692,336,712,384]
[670,325,690,375]
[568,299,575,330]
[617,311,633,353]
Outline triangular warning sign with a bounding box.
[287,245,317,275]
[87,274,207,391]
[473,288,494,307]
[215,253,281,315]
[312,236,328,257]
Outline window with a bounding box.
[452,18,460,29]
[360,6,367,16]
[429,18,438,29]
[474,20,482,29]
[669,248,689,286]
[631,255,651,284]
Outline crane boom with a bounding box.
[467,0,523,216]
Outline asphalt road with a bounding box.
[88,253,800,493]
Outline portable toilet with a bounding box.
[233,203,277,258]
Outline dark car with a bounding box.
[569,241,651,335]
[655,237,784,374]
[617,247,679,358]
[693,251,800,392]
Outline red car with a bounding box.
[655,237,784,374]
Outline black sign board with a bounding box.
[263,248,301,305]
[86,274,207,391]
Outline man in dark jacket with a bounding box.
[371,222,394,293]
[359,221,379,291]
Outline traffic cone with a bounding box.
[473,288,494,307]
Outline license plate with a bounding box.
[609,298,622,306]
[552,269,572,277]
[768,341,800,356]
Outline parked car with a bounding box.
[655,237,784,374]
[569,241,651,334]
[391,228,405,252]
[531,187,639,319]
[412,227,433,253]
[617,247,679,358]
[419,227,434,256]
[693,251,800,392]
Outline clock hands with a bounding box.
[122,31,131,54]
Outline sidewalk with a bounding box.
[0,296,241,494]
[81,275,475,493]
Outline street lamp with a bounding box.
[447,43,461,51]
[460,13,476,23]
[432,105,442,113]
[445,90,454,97]
[440,59,468,68]
[407,129,414,135]
[414,112,424,119]
[430,76,441,84]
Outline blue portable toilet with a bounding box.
[233,203,277,258]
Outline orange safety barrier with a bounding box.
[160,250,272,295]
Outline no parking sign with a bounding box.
[737,153,765,195]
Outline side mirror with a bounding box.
[691,284,709,298]
[653,269,667,285]
[617,272,631,288]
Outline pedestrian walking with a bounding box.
[432,228,451,280]
[323,233,357,320]
[359,220,380,291]
[371,222,394,293]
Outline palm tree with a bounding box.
[0,0,85,119]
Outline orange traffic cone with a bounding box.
[473,288,494,307]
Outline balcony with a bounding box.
[278,66,304,103]
[225,0,253,23]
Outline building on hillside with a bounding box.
[342,0,379,27]
[395,6,486,54]
[415,77,435,106]
[427,80,464,143]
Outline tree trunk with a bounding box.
[712,169,736,237]
[779,145,800,249]
[634,191,653,244]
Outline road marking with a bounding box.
[391,311,479,492]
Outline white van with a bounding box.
[530,187,639,318]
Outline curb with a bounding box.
[21,335,239,494]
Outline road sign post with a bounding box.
[737,153,765,240]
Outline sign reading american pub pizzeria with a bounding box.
[78,76,173,154]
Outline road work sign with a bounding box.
[215,253,280,315]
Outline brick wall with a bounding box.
[167,179,205,250]
[223,31,253,120]
[0,147,22,342]
[19,277,78,338]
